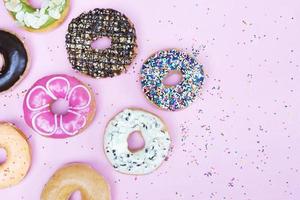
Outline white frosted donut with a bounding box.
[41,163,110,200]
[104,108,171,175]
[0,122,31,189]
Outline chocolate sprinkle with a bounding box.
[65,8,137,78]
[104,109,171,175]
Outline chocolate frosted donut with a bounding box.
[66,8,137,78]
[0,30,28,93]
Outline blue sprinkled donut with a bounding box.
[141,49,204,111]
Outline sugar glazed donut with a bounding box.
[104,108,171,175]
[0,30,28,93]
[141,49,204,111]
[23,74,96,138]
[3,0,69,31]
[0,122,31,189]
[41,163,110,200]
[66,8,137,78]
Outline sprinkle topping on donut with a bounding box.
[141,49,204,111]
[104,109,171,175]
[0,122,31,189]
[66,8,137,78]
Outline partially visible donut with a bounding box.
[104,108,171,175]
[0,122,31,189]
[66,8,137,78]
[3,0,70,32]
[141,49,204,111]
[0,30,28,93]
[41,163,110,200]
[23,74,96,138]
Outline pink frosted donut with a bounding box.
[23,74,96,138]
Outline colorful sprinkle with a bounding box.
[141,49,204,111]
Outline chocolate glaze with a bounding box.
[0,30,28,92]
[66,8,137,78]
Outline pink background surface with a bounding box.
[1,0,300,199]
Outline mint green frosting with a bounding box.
[4,0,67,29]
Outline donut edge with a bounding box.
[75,77,97,137]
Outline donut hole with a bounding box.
[0,148,7,165]
[91,37,112,50]
[68,190,82,200]
[127,131,145,153]
[27,0,43,8]
[50,98,69,115]
[163,70,183,86]
[0,52,5,73]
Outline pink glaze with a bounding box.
[23,74,94,138]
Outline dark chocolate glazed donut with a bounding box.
[0,30,28,93]
[65,8,137,78]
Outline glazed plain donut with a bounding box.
[0,30,28,93]
[141,49,205,111]
[3,0,69,32]
[0,122,31,189]
[23,74,96,138]
[41,163,110,200]
[66,8,137,78]
[104,108,171,175]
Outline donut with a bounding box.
[66,8,137,78]
[41,163,110,200]
[141,49,204,111]
[0,122,31,189]
[23,74,96,138]
[0,30,28,93]
[104,108,171,175]
[3,0,69,32]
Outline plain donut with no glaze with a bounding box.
[0,122,31,189]
[41,163,110,200]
